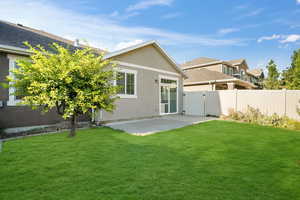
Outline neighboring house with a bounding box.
[247,68,265,89]
[0,20,186,129]
[181,57,264,91]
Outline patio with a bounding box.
[105,114,216,135]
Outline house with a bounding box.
[181,57,264,91]
[0,20,186,130]
[94,41,187,123]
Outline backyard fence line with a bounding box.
[183,89,300,120]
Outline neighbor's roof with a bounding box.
[181,57,249,70]
[247,68,264,77]
[0,20,105,54]
[181,57,221,68]
[227,59,245,66]
[184,68,256,88]
[184,68,234,83]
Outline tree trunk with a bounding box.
[69,115,76,137]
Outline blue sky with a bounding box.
[0,0,300,71]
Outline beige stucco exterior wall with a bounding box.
[96,45,184,122]
[114,45,179,74]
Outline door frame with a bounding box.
[158,75,179,115]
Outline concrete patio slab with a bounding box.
[105,115,217,136]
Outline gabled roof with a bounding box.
[184,68,256,88]
[104,40,187,78]
[181,57,221,68]
[0,21,185,77]
[0,20,105,54]
[247,68,264,77]
[227,59,245,66]
[184,68,234,83]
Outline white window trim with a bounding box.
[158,75,179,115]
[114,68,138,99]
[7,54,25,106]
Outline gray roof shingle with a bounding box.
[0,20,81,52]
[184,68,234,83]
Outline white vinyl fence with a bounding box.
[183,90,300,120]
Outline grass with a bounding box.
[1,120,300,200]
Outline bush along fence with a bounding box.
[221,106,300,131]
[183,89,300,121]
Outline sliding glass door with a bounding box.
[160,78,178,114]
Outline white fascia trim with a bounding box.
[104,40,187,78]
[116,61,181,77]
[182,61,237,70]
[104,40,156,59]
[151,42,187,78]
[184,78,257,88]
[0,44,31,55]
[184,78,237,86]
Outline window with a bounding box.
[222,65,234,76]
[7,54,26,106]
[161,78,177,84]
[116,69,137,98]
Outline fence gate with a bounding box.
[183,92,206,116]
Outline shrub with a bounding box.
[225,106,300,131]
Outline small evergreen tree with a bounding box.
[263,60,280,89]
[282,49,300,89]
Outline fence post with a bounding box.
[203,92,206,117]
[234,89,238,112]
[283,88,287,116]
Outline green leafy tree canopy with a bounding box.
[263,59,280,89]
[282,49,300,89]
[7,42,119,137]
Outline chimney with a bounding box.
[74,39,80,47]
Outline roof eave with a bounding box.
[104,40,187,78]
[184,78,257,88]
[0,44,31,55]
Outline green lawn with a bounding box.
[1,120,300,200]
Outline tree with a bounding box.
[7,42,119,137]
[263,60,280,89]
[281,49,300,89]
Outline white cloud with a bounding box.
[257,34,300,44]
[115,39,144,50]
[257,34,281,43]
[280,34,300,43]
[126,0,174,12]
[234,4,249,10]
[218,28,240,35]
[297,0,300,4]
[0,0,244,52]
[161,12,181,19]
[236,8,264,20]
[245,8,264,17]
